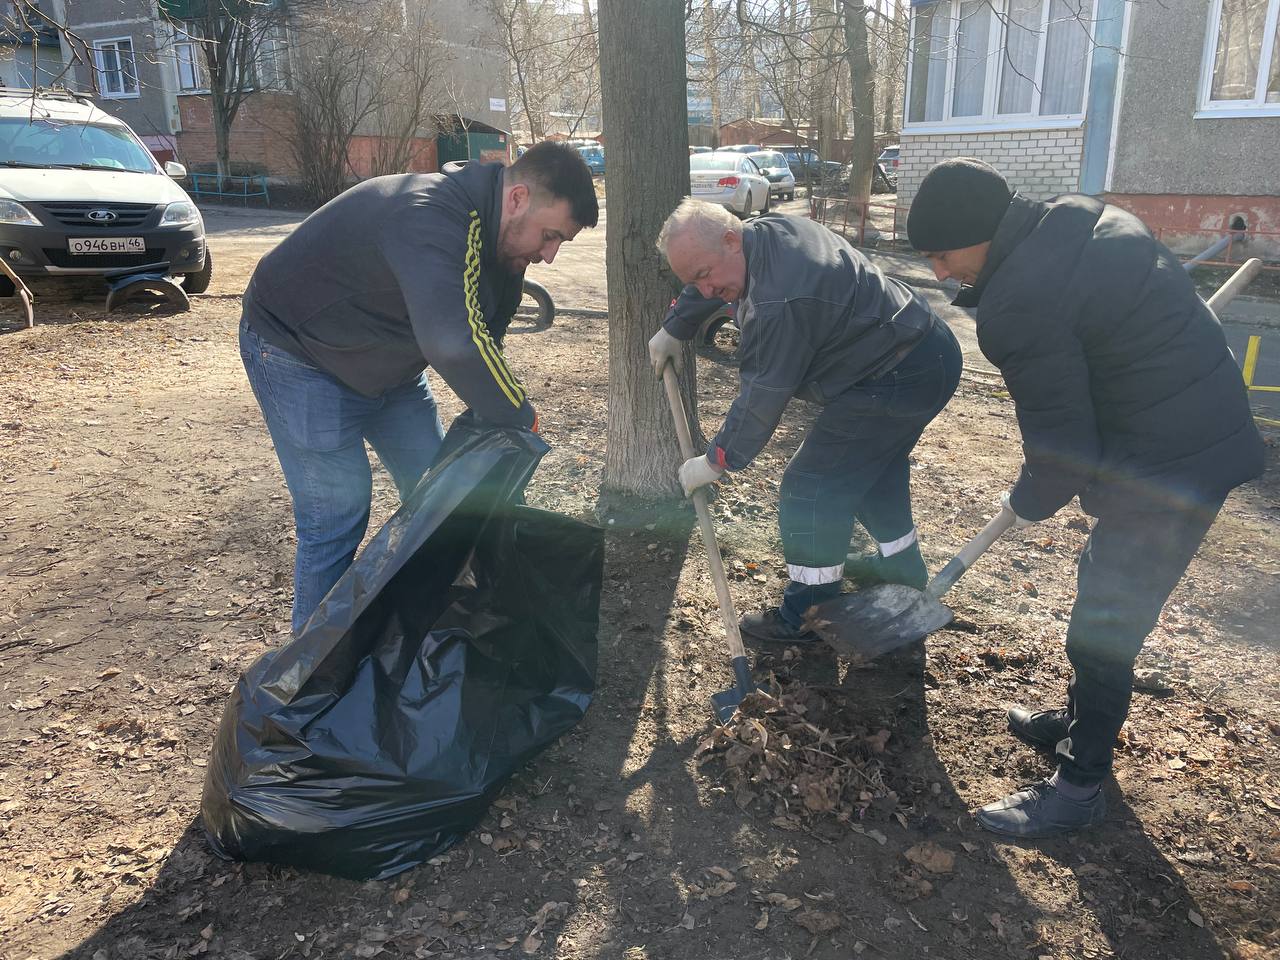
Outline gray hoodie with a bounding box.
[242,161,534,429]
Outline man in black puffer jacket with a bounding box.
[907,158,1264,839]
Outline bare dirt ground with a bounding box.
[1,204,1278,960]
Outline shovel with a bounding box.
[804,505,1019,660]
[0,257,34,328]
[661,362,761,722]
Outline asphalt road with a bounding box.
[1220,297,1280,423]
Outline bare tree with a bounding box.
[287,0,390,203]
[486,0,601,142]
[158,0,293,183]
[728,0,894,200]
[364,3,452,178]
[840,0,877,200]
[598,0,698,497]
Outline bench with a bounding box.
[187,172,270,207]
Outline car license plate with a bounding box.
[68,237,145,254]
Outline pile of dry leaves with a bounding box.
[693,683,899,839]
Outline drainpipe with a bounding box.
[1184,216,1248,272]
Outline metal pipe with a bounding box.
[1185,230,1247,271]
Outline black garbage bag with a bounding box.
[200,415,603,880]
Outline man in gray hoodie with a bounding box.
[240,142,598,633]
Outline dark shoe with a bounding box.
[976,780,1106,839]
[1008,706,1070,751]
[740,609,818,644]
[843,542,928,590]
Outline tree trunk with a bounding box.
[598,0,697,498]
[702,0,721,148]
[841,0,877,202]
[813,0,838,162]
[211,93,232,182]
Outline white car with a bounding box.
[748,150,797,201]
[689,152,771,217]
[0,87,211,294]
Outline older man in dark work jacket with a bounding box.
[907,158,1265,838]
[649,199,963,643]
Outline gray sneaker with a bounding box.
[843,542,928,590]
[976,780,1106,839]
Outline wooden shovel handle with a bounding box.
[661,363,747,661]
[925,505,1018,600]
[1206,258,1262,316]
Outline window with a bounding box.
[174,35,207,92]
[254,25,290,91]
[170,21,290,94]
[905,0,1094,130]
[0,118,158,173]
[1198,0,1280,116]
[92,37,139,98]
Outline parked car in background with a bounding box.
[747,150,796,201]
[774,144,821,184]
[689,145,713,155]
[877,144,899,173]
[829,160,897,195]
[0,87,211,294]
[688,151,771,217]
[718,143,762,154]
[576,143,605,176]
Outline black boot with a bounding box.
[844,541,928,591]
[740,609,818,644]
[1008,706,1070,751]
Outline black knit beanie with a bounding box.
[906,158,1013,252]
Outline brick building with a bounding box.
[56,0,512,181]
[897,0,1280,258]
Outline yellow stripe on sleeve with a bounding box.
[463,213,526,407]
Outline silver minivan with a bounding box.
[0,88,211,295]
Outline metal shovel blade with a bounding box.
[803,583,953,662]
[710,655,766,724]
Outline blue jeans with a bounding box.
[239,319,444,633]
[779,319,962,626]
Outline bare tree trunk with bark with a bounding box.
[841,0,877,202]
[599,0,699,499]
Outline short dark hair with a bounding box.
[507,141,599,228]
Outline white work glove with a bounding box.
[1000,491,1036,529]
[679,455,723,499]
[648,326,683,378]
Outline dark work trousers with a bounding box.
[1056,498,1224,785]
[778,319,962,626]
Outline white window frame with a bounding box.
[173,35,209,94]
[92,36,140,100]
[168,20,291,96]
[254,25,291,92]
[903,0,1095,135]
[1196,0,1280,118]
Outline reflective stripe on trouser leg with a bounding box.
[786,563,845,585]
[781,563,843,629]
